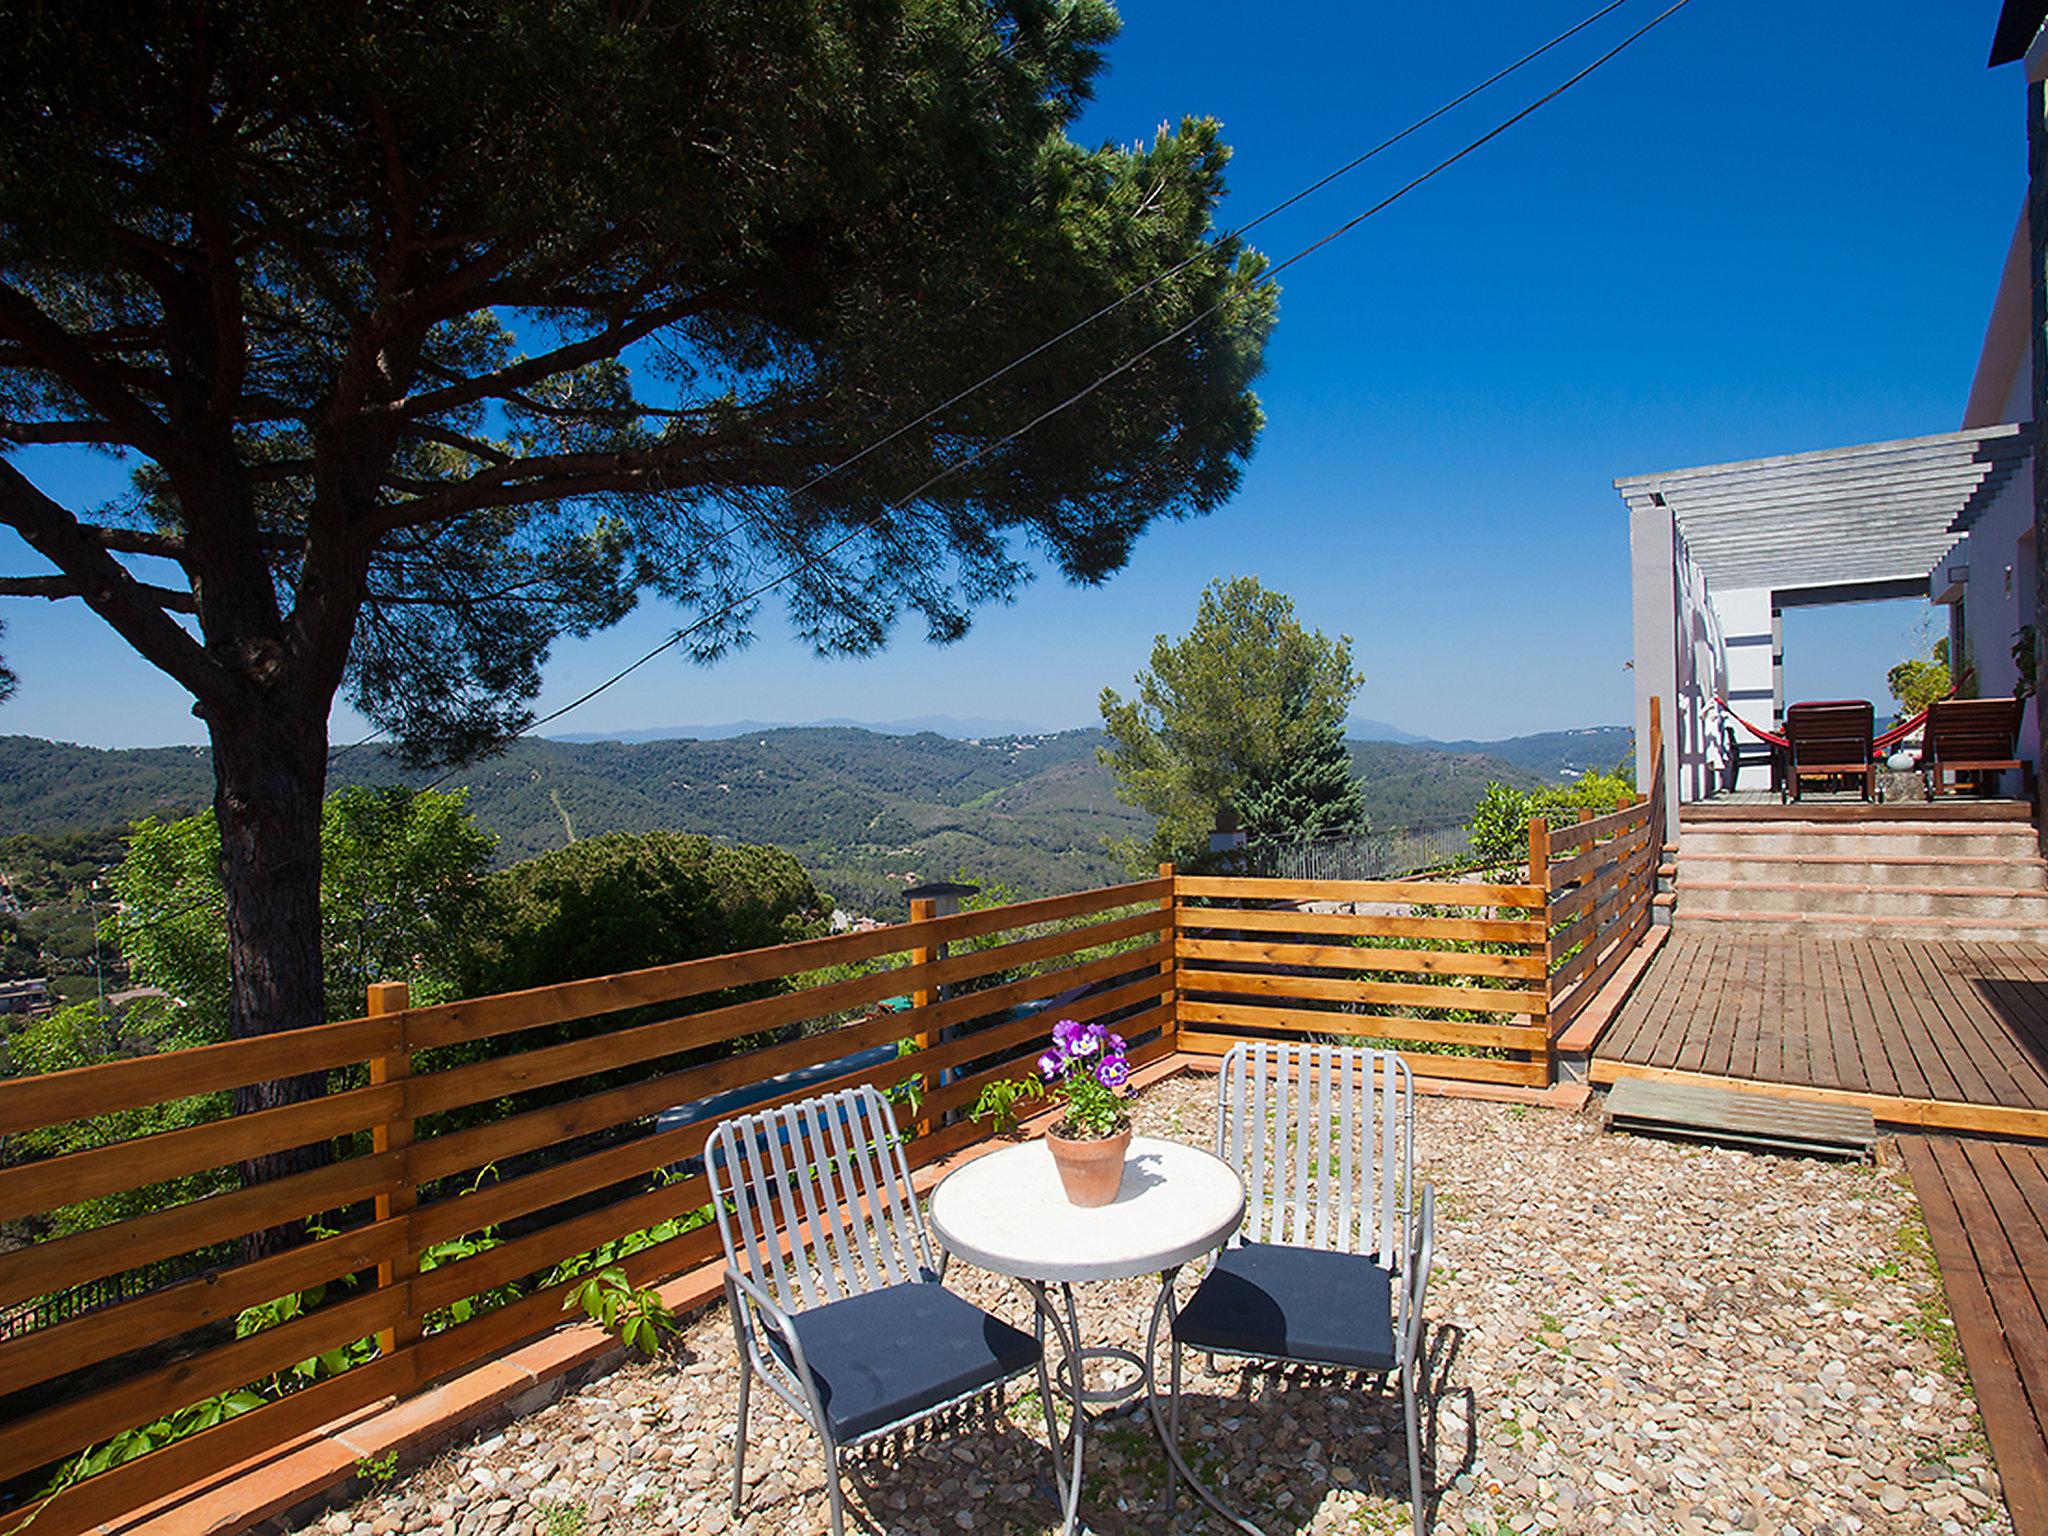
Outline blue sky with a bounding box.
[0,0,2025,748]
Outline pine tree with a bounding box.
[1237,714,1368,842]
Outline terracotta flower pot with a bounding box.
[1045,1124,1132,1207]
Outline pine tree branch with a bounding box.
[0,461,223,700]
[0,571,198,613]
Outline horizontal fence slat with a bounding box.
[9,1353,412,1536]
[0,1015,396,1135]
[0,1284,403,1485]
[885,940,1173,1046]
[1175,979,1546,1049]
[403,1214,728,1396]
[407,962,925,1120]
[1174,934,1542,981]
[1173,941,1544,1013]
[1551,906,1654,1032]
[408,941,1167,1187]
[1548,823,1653,893]
[921,908,1168,994]
[1174,1025,1547,1086]
[1541,802,1648,855]
[1546,843,1653,926]
[1177,875,1543,907]
[1174,905,1547,944]
[401,879,1170,1048]
[0,1151,405,1311]
[0,1215,408,1401]
[0,1080,405,1227]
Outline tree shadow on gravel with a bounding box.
[830,1393,1079,1536]
[1132,1320,1474,1536]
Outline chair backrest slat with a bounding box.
[1214,1041,1413,1263]
[817,1097,883,1293]
[707,1085,934,1314]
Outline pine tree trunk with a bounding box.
[209,697,331,1252]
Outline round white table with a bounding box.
[929,1136,1252,1535]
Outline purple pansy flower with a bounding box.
[1095,1057,1129,1088]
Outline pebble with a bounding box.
[291,1078,2012,1535]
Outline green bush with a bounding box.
[453,832,827,998]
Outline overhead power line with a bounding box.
[328,0,1666,772]
[411,0,1696,779]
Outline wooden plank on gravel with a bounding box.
[1899,1137,2048,1536]
[1603,1076,1874,1158]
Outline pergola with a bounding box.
[1616,422,2034,813]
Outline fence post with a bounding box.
[1528,818,1555,1085]
[366,980,418,1365]
[1158,862,1178,1053]
[908,898,937,1135]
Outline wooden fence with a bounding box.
[1172,874,1553,1086]
[0,878,1175,1536]
[0,713,1668,1534]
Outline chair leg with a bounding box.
[822,1436,848,1536]
[1404,1350,1425,1536]
[1165,1338,1184,1518]
[731,1349,753,1519]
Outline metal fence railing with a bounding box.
[1241,823,1473,883]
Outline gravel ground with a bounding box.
[306,1074,2006,1536]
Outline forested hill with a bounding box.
[0,726,1594,916]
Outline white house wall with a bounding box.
[1674,529,1731,802]
[1715,586,1775,789]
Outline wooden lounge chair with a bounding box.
[1782,700,1875,803]
[1919,697,2028,796]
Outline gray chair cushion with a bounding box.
[770,1282,1040,1441]
[1173,1241,1397,1372]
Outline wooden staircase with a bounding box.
[1668,802,2048,941]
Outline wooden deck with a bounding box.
[1899,1136,2048,1536]
[1592,931,2048,1139]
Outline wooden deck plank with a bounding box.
[1899,1137,2048,1536]
[1964,942,2048,1072]
[1725,935,1766,1082]
[1826,937,1875,1097]
[1681,934,1735,1077]
[1808,933,1857,1092]
[1637,931,1704,1071]
[1922,942,2048,1109]
[1596,932,2048,1124]
[1993,1143,2048,1328]
[1849,940,1938,1100]
[1926,1141,2048,1495]
[1890,941,2011,1109]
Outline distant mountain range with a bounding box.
[553,714,1050,742]
[550,712,1618,766]
[0,722,1630,918]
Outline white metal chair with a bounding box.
[706,1084,1063,1536]
[1161,1041,1435,1536]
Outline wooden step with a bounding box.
[1602,1077,1875,1160]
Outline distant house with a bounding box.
[0,978,51,1016]
[1617,4,2048,809]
